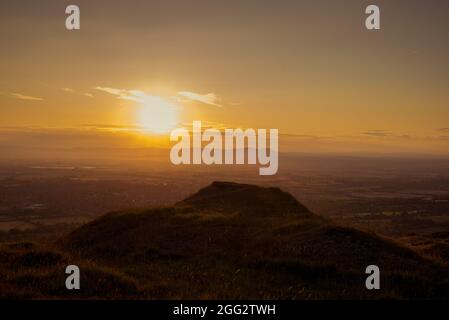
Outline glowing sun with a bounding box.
[136,95,178,134]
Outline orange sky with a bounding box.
[1,0,449,155]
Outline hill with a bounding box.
[1,181,449,299]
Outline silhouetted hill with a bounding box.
[57,181,449,299]
[2,182,449,299]
[178,181,311,217]
[0,242,139,299]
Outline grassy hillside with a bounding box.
[1,182,449,299]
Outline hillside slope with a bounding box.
[58,181,449,299]
[1,182,448,299]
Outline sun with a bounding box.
[136,95,179,134]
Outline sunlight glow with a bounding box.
[136,95,179,135]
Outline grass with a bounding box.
[1,181,449,299]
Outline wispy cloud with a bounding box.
[95,87,124,96]
[0,92,43,101]
[12,93,43,101]
[95,86,223,108]
[62,88,93,98]
[362,130,391,137]
[95,87,149,102]
[79,123,141,132]
[177,91,221,107]
[362,130,411,139]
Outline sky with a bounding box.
[1,0,449,156]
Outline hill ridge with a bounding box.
[177,181,311,217]
[51,181,449,299]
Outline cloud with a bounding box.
[362,130,411,140]
[95,87,222,107]
[95,87,176,105]
[281,133,333,140]
[95,87,148,102]
[177,91,221,107]
[62,88,93,98]
[79,123,141,132]
[0,92,43,101]
[179,120,228,132]
[95,87,125,96]
[362,130,391,137]
[11,93,43,101]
